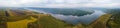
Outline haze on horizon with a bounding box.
[0,0,120,8]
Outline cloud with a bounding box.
[0,0,120,8]
[0,0,20,7]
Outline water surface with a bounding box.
[27,8,106,25]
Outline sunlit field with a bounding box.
[0,0,120,28]
[7,17,37,28]
[0,8,120,28]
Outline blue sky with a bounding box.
[0,0,120,8]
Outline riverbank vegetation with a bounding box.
[73,14,112,28]
[108,12,120,28]
[28,14,74,28]
[1,8,120,28]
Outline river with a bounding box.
[26,8,106,25]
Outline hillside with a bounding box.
[73,14,112,28]
[0,9,7,28]
[0,8,74,28]
[28,14,73,28]
[1,8,120,28]
[108,13,120,28]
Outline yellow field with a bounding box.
[7,16,37,28]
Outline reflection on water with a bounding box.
[27,8,106,25]
[51,10,106,25]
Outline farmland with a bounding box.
[0,8,72,28]
[0,8,120,28]
[0,8,39,28]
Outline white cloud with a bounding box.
[91,0,111,3]
[0,0,20,7]
[54,0,65,3]
[0,0,120,8]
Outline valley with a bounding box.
[0,8,120,28]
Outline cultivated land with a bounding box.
[0,8,38,28]
[0,8,71,28]
[7,17,37,28]
[0,8,119,28]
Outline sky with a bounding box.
[0,0,120,8]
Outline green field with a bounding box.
[28,14,74,28]
[1,8,120,28]
[0,9,7,28]
[108,13,120,28]
[0,9,73,28]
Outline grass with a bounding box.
[108,21,120,28]
[2,9,70,28]
[6,9,16,16]
[73,23,85,28]
[1,8,114,28]
[0,9,7,28]
[7,16,37,28]
[0,9,5,16]
[0,9,38,28]
[88,14,111,28]
[28,14,70,28]
[73,14,112,28]
[108,13,120,28]
[7,16,30,22]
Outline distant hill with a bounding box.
[29,8,94,16]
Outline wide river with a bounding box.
[27,8,106,25]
